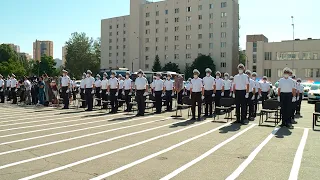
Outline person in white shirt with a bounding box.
[290,74,298,124]
[84,70,95,111]
[6,76,11,101]
[101,72,109,109]
[223,73,232,98]
[233,64,250,124]
[190,69,204,121]
[252,72,261,118]
[118,74,125,107]
[108,71,119,113]
[295,78,304,117]
[214,71,225,115]
[202,68,215,117]
[164,73,174,111]
[61,70,71,109]
[24,76,32,105]
[135,69,149,116]
[95,74,102,106]
[185,78,192,96]
[0,74,4,103]
[277,67,296,129]
[10,74,18,104]
[80,73,87,108]
[245,70,256,121]
[230,76,234,95]
[153,73,164,114]
[123,71,132,112]
[260,76,270,103]
[71,77,77,103]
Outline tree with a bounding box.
[162,61,181,73]
[0,44,18,63]
[152,55,162,72]
[32,55,58,77]
[65,32,100,78]
[239,50,246,66]
[190,55,216,78]
[184,63,193,79]
[0,59,26,78]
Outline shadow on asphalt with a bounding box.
[108,115,137,121]
[275,127,292,138]
[219,123,241,134]
[258,124,278,128]
[169,119,196,128]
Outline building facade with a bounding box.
[62,46,67,66]
[246,34,320,83]
[101,0,239,73]
[19,53,32,61]
[5,43,20,52]
[33,40,53,61]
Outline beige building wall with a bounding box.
[33,40,53,61]
[101,0,239,73]
[62,46,67,66]
[246,35,320,83]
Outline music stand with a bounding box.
[171,75,184,118]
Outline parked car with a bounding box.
[308,84,320,104]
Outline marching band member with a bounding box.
[0,74,4,103]
[153,73,164,114]
[101,72,109,109]
[190,69,204,121]
[245,70,256,120]
[95,74,102,106]
[164,73,174,111]
[214,71,224,115]
[84,70,95,111]
[108,71,119,113]
[260,76,270,103]
[80,73,86,108]
[223,73,232,98]
[203,68,215,117]
[123,71,133,112]
[295,78,304,117]
[252,72,261,117]
[135,69,148,116]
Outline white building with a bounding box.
[246,34,320,83]
[101,0,239,74]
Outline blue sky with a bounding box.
[0,0,318,59]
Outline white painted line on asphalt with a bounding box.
[18,120,218,180]
[288,128,309,180]
[0,113,125,132]
[0,116,159,155]
[0,113,129,138]
[225,127,280,180]
[160,124,256,180]
[90,122,233,180]
[1,117,175,171]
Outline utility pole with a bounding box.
[291,16,295,70]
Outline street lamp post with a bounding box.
[291,16,295,70]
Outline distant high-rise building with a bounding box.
[33,40,53,61]
[19,53,32,61]
[62,46,67,66]
[54,58,63,68]
[4,43,20,52]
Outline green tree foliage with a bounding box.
[162,61,181,73]
[0,59,26,78]
[184,63,193,79]
[239,50,246,66]
[65,32,100,78]
[188,54,216,78]
[0,44,18,63]
[152,55,162,72]
[32,55,58,77]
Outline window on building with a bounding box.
[276,52,300,60]
[146,12,150,17]
[314,53,318,59]
[146,29,150,34]
[145,56,149,61]
[109,39,112,43]
[156,37,159,42]
[156,11,159,16]
[221,52,226,58]
[209,43,213,49]
[265,52,272,60]
[198,34,202,39]
[165,45,168,50]
[221,62,226,68]
[175,45,179,50]
[253,65,257,72]
[117,38,119,42]
[124,23,126,27]
[305,69,313,77]
[175,17,179,22]
[165,54,168,59]
[156,20,159,24]
[116,52,119,56]
[198,15,202,20]
[221,2,227,8]
[145,38,149,43]
[174,54,179,59]
[209,23,213,29]
[209,33,213,38]
[198,5,202,10]
[186,7,191,12]
[186,54,191,59]
[175,26,179,32]
[186,25,192,31]
[277,69,283,77]
[123,31,126,34]
[316,69,320,77]
[156,28,159,33]
[221,32,226,38]
[186,16,191,21]
[221,12,227,17]
[145,47,149,52]
[253,42,257,52]
[165,10,168,14]
[109,46,112,50]
[175,36,179,41]
[109,53,112,57]
[146,21,150,26]
[175,8,179,13]
[198,24,202,29]
[165,27,168,32]
[109,60,112,63]
[303,52,312,60]
[116,45,119,49]
[165,18,168,24]
[145,64,149,69]
[117,24,119,28]
[123,52,126,56]
[123,45,126,49]
[221,42,226,47]
[209,4,213,9]
[186,44,191,49]
[264,69,271,77]
[198,44,202,49]
[117,31,119,35]
[109,25,112,29]
[209,13,213,19]
[109,32,112,36]
[221,22,227,27]
[155,46,158,51]
[186,35,191,40]
[253,54,257,63]
[123,59,126,63]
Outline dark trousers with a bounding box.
[85,88,93,110]
[118,89,123,107]
[165,90,173,111]
[191,92,202,119]
[186,90,190,96]
[215,90,222,114]
[296,94,303,114]
[280,92,292,125]
[0,88,4,103]
[101,89,108,109]
[177,91,183,105]
[204,90,213,116]
[31,88,38,105]
[155,91,162,113]
[261,92,268,103]
[136,90,146,115]
[61,86,69,108]
[124,90,132,111]
[235,90,246,122]
[246,92,254,118]
[224,90,231,98]
[80,88,86,107]
[72,89,77,101]
[110,89,118,113]
[95,87,101,106]
[7,87,11,101]
[291,96,297,121]
[11,87,17,104]
[253,92,259,117]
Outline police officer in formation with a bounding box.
[6,76,11,101]
[61,70,71,109]
[135,69,148,116]
[223,73,232,98]
[153,72,164,114]
[252,72,261,118]
[108,71,119,113]
[84,70,95,111]
[214,71,224,115]
[101,72,109,109]
[80,73,86,108]
[202,68,214,117]
[123,71,133,112]
[260,76,270,103]
[295,78,304,117]
[0,74,4,103]
[95,74,102,106]
[245,70,256,121]
[10,74,18,104]
[290,74,298,124]
[190,69,204,121]
[164,73,174,111]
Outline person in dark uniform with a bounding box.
[108,71,119,113]
[123,71,132,112]
[164,73,174,111]
[190,69,204,121]
[60,70,71,109]
[252,72,261,118]
[223,73,232,98]
[84,70,95,111]
[135,69,148,116]
[245,70,256,121]
[101,72,109,109]
[278,67,296,129]
[95,74,102,106]
[295,78,303,117]
[233,64,249,124]
[153,73,164,114]
[214,71,224,115]
[290,74,298,124]
[260,76,270,104]
[202,68,215,117]
[10,74,18,104]
[80,73,86,108]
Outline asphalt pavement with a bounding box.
[0,101,319,180]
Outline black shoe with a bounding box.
[292,120,298,124]
[286,124,294,129]
[85,109,92,111]
[280,124,286,127]
[191,117,196,121]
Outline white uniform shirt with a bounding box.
[101,79,108,90]
[297,83,304,93]
[123,79,132,90]
[119,80,124,89]
[249,79,255,92]
[24,80,31,91]
[85,76,95,89]
[224,80,232,90]
[10,78,17,88]
[190,78,203,92]
[135,77,148,90]
[202,76,215,90]
[6,79,11,88]
[164,80,174,91]
[260,81,270,92]
[234,74,249,90]
[95,79,102,88]
[80,79,86,89]
[278,78,295,93]
[153,79,164,91]
[186,82,191,91]
[108,78,119,89]
[0,79,4,88]
[61,76,70,87]
[215,78,224,90]
[254,80,261,93]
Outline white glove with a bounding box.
[66,89,69,93]
[15,88,18,92]
[232,93,235,98]
[9,88,11,90]
[212,93,215,97]
[189,95,192,99]
[251,95,255,100]
[292,97,296,102]
[128,92,132,96]
[122,91,125,95]
[229,92,232,97]
[202,96,205,100]
[161,93,165,97]
[297,96,299,101]
[153,93,155,97]
[277,96,280,102]
[99,90,102,94]
[91,90,94,94]
[115,92,118,96]
[221,92,224,96]
[0,89,3,92]
[106,92,110,95]
[258,94,262,99]
[267,94,270,98]
[83,90,86,94]
[245,93,249,99]
[143,92,148,96]
[171,93,174,97]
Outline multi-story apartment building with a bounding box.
[4,43,20,52]
[101,0,239,74]
[33,40,53,61]
[246,34,320,83]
